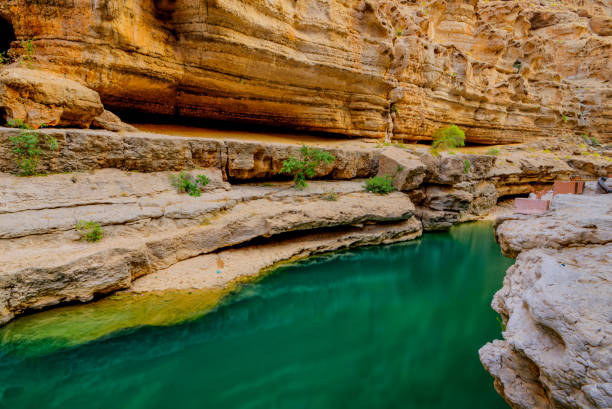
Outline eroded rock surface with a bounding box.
[0,68,104,128]
[1,0,609,143]
[480,194,612,409]
[0,170,419,325]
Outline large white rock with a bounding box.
[481,194,612,409]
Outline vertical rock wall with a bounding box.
[0,0,610,143]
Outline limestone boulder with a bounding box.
[424,185,473,212]
[225,141,378,180]
[376,146,426,191]
[481,246,612,409]
[495,194,612,257]
[92,110,138,132]
[481,193,612,409]
[0,68,104,128]
[417,151,496,185]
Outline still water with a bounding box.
[0,222,512,409]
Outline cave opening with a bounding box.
[0,17,16,55]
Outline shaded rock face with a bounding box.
[0,68,103,128]
[0,0,610,143]
[481,194,612,409]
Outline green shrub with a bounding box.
[463,159,471,174]
[195,174,210,187]
[171,171,210,197]
[590,136,600,146]
[486,148,500,156]
[432,124,465,150]
[9,124,58,176]
[365,175,396,194]
[281,144,336,189]
[20,39,35,66]
[76,220,103,242]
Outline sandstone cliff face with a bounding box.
[0,0,609,143]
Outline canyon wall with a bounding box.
[0,0,610,143]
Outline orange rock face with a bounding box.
[0,0,610,143]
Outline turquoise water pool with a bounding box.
[0,222,512,409]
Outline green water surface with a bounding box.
[0,222,512,409]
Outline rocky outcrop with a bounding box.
[92,110,138,133]
[480,194,612,409]
[0,168,420,325]
[0,68,104,128]
[414,137,612,230]
[0,0,609,143]
[1,125,610,325]
[0,127,379,178]
[377,146,426,191]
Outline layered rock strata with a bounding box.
[1,127,610,325]
[480,194,612,409]
[0,169,420,325]
[0,0,610,143]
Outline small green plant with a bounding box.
[396,29,403,37]
[432,124,465,150]
[486,148,500,155]
[281,144,336,189]
[365,175,396,194]
[195,174,210,187]
[76,220,103,242]
[580,134,590,143]
[543,149,551,154]
[171,171,210,197]
[390,103,398,114]
[9,125,59,176]
[562,114,568,123]
[590,136,600,146]
[20,39,35,66]
[463,159,471,174]
[321,190,338,201]
[7,118,28,129]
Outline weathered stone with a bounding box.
[0,68,104,128]
[424,185,473,212]
[495,194,612,257]
[1,0,609,143]
[225,140,378,180]
[0,173,417,325]
[130,217,423,293]
[92,110,138,132]
[376,146,426,191]
[481,194,612,409]
[0,127,380,180]
[415,206,460,231]
[416,151,496,185]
